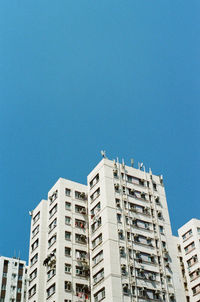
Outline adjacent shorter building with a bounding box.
[28,179,89,302]
[178,219,200,302]
[0,256,28,302]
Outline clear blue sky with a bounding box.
[0,0,199,262]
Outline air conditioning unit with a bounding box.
[80,208,86,214]
[80,192,86,199]
[162,248,168,254]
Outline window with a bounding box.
[65,232,71,241]
[76,249,87,260]
[90,174,99,188]
[47,283,55,298]
[31,239,39,252]
[65,216,71,225]
[49,190,58,204]
[93,251,103,266]
[90,188,100,202]
[47,269,55,280]
[187,255,198,267]
[159,225,164,234]
[30,253,38,266]
[48,234,56,247]
[65,264,71,274]
[153,183,157,190]
[116,199,120,208]
[75,219,86,229]
[117,214,121,223]
[185,241,195,254]
[190,269,200,281]
[91,202,101,218]
[182,229,193,241]
[32,225,39,238]
[135,219,150,230]
[92,233,102,249]
[49,218,57,233]
[119,246,125,257]
[75,234,87,244]
[91,217,102,233]
[65,188,71,196]
[93,269,104,285]
[49,204,57,218]
[76,266,86,276]
[29,269,37,282]
[75,205,86,214]
[65,202,71,211]
[33,212,40,224]
[65,281,71,292]
[197,228,200,234]
[118,229,124,240]
[75,191,87,200]
[113,169,118,178]
[65,247,71,257]
[136,251,155,264]
[192,283,200,296]
[76,284,89,297]
[28,284,36,298]
[127,187,135,196]
[121,265,127,276]
[94,287,105,302]
[114,183,120,192]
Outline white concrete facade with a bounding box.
[0,256,28,302]
[27,157,187,302]
[178,218,200,302]
[87,158,186,302]
[28,178,89,302]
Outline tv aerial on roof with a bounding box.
[100,150,107,158]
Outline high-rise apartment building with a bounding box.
[27,157,186,302]
[0,256,28,302]
[178,218,200,302]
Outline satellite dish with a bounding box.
[29,211,33,216]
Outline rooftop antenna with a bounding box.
[100,150,107,158]
[18,251,20,260]
[113,159,117,167]
[29,210,33,216]
[130,158,134,167]
[138,162,143,170]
